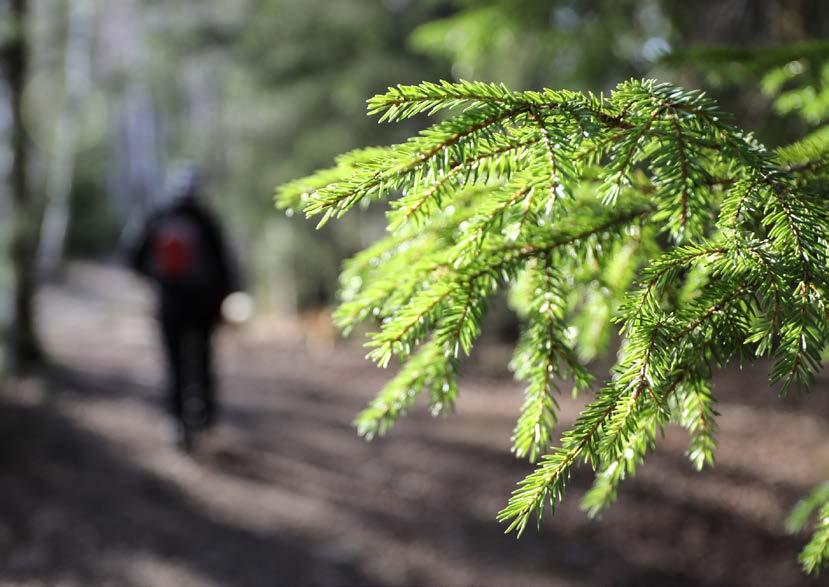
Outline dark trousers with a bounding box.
[160,317,217,427]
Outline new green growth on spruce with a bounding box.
[277,79,829,573]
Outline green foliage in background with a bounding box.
[217,0,451,308]
[279,77,829,573]
[669,40,829,126]
[410,0,667,90]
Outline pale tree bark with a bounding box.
[5,0,42,371]
[100,0,161,223]
[37,0,95,276]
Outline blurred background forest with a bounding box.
[1,0,827,352]
[0,1,828,586]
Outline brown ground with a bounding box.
[0,262,827,587]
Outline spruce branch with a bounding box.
[279,77,829,573]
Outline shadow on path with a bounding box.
[10,265,826,587]
[0,387,379,587]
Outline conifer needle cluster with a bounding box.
[277,79,829,573]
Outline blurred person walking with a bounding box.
[126,164,243,448]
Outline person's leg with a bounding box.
[199,322,218,428]
[160,318,185,422]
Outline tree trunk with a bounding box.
[38,0,95,276]
[6,0,42,371]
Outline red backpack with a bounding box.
[151,216,206,284]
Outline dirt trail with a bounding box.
[0,262,827,587]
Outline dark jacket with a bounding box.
[128,198,239,324]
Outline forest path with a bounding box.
[0,262,826,587]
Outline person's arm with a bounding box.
[121,214,156,277]
[196,207,242,295]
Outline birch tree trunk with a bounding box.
[37,0,94,276]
